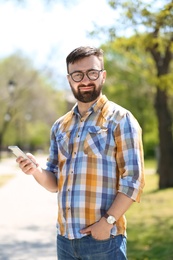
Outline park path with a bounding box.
[0,156,57,260]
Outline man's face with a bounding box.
[67,56,106,103]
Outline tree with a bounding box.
[105,0,173,188]
[0,53,66,158]
[102,37,158,158]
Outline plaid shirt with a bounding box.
[46,95,144,239]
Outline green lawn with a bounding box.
[126,173,173,260]
[144,159,157,169]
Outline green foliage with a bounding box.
[106,0,173,188]
[102,38,159,158]
[26,121,50,150]
[0,53,66,151]
[157,73,173,93]
[108,1,173,32]
[126,173,173,259]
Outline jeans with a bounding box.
[57,234,127,260]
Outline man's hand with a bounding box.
[80,217,112,240]
[16,154,57,192]
[16,153,39,175]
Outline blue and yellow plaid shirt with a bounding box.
[46,95,144,239]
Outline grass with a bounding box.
[144,158,157,169]
[126,173,173,260]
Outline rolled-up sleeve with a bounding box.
[115,113,145,202]
[46,124,59,174]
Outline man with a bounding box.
[17,46,145,260]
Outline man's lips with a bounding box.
[79,84,94,91]
[80,86,93,91]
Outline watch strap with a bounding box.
[104,213,109,219]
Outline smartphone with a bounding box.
[8,146,37,168]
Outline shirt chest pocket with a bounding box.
[56,131,71,158]
[84,126,108,156]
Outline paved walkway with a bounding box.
[0,156,57,260]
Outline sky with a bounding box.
[0,0,116,83]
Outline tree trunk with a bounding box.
[148,39,173,189]
[154,87,173,188]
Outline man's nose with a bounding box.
[81,73,90,82]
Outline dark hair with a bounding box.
[66,46,104,73]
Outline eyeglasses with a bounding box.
[68,69,104,82]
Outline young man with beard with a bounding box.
[17,46,145,260]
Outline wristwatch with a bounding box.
[104,213,116,225]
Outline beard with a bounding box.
[70,83,103,103]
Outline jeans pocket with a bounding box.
[90,234,113,242]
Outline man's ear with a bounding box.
[67,74,70,82]
[102,70,107,83]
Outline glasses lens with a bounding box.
[70,69,102,82]
[87,70,100,80]
[71,71,83,82]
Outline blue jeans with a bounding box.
[57,234,127,260]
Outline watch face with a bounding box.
[107,215,116,224]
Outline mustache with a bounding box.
[78,83,95,88]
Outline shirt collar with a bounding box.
[63,95,109,125]
[72,95,108,116]
[92,95,108,113]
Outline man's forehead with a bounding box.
[68,56,102,70]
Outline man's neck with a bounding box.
[77,101,95,117]
[77,95,102,117]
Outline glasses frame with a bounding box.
[68,69,104,82]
